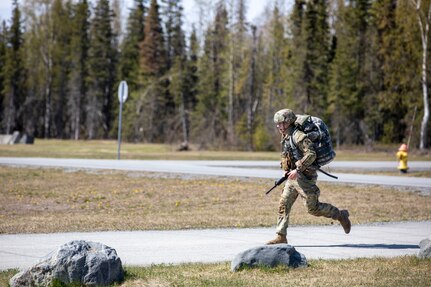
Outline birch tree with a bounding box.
[409,0,431,149]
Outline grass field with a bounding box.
[1,140,430,286]
[0,139,430,161]
[1,257,430,286]
[1,166,430,233]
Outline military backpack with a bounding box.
[289,115,336,167]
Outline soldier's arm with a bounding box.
[295,136,316,172]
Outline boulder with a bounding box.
[0,134,13,144]
[231,244,307,272]
[18,134,34,144]
[9,240,124,287]
[0,131,34,144]
[9,131,21,144]
[418,236,431,259]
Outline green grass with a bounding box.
[119,257,431,287]
[2,257,430,287]
[0,139,430,161]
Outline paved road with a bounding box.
[1,221,429,270]
[1,158,430,271]
[1,158,431,189]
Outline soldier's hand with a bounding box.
[286,169,298,180]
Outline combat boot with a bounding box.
[338,210,351,234]
[266,233,287,245]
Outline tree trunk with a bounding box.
[44,79,52,138]
[412,0,431,150]
[247,26,258,151]
[227,0,235,145]
[420,35,429,149]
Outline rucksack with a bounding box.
[290,115,336,167]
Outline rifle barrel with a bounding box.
[265,175,288,195]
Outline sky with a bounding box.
[0,0,277,30]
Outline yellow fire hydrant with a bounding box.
[396,143,408,174]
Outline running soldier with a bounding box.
[267,109,351,245]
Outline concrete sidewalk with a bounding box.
[1,221,430,270]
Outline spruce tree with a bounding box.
[286,0,306,112]
[301,0,331,116]
[163,0,185,143]
[192,1,229,148]
[328,0,371,146]
[183,25,199,141]
[140,0,166,78]
[23,0,54,138]
[68,0,90,140]
[244,25,258,151]
[87,0,117,139]
[119,0,146,91]
[261,5,287,150]
[139,0,167,142]
[265,5,287,118]
[366,0,404,143]
[161,0,176,70]
[226,0,248,145]
[51,0,72,138]
[2,0,24,135]
[117,0,146,142]
[166,0,188,144]
[187,25,199,110]
[285,0,331,117]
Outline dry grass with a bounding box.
[1,166,430,234]
[1,139,431,161]
[0,139,280,160]
[1,165,430,287]
[120,256,431,287]
[1,257,430,287]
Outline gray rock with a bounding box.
[18,134,34,144]
[9,131,21,144]
[231,244,307,272]
[418,236,431,259]
[0,134,13,144]
[9,240,124,287]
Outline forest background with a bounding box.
[0,0,430,152]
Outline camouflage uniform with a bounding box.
[275,118,341,236]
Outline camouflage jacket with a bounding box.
[280,129,317,173]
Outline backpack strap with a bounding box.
[289,129,307,162]
[294,115,311,130]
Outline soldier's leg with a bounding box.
[297,174,351,234]
[276,180,299,235]
[303,186,340,219]
[267,180,298,244]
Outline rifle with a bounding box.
[265,175,288,195]
[265,167,338,196]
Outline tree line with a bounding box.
[0,0,429,151]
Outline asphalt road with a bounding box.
[1,157,431,189]
[1,221,430,270]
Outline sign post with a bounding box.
[117,81,128,160]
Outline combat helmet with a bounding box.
[273,109,296,125]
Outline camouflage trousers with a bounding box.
[275,171,340,235]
